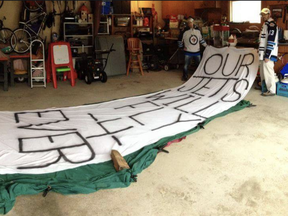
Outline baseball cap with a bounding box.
[187,18,194,23]
[260,8,270,15]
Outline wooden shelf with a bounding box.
[164,37,178,41]
[65,35,93,37]
[64,22,93,25]
[107,14,154,41]
[108,14,131,16]
[132,26,150,28]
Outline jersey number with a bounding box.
[269,30,274,35]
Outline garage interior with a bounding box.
[1,1,288,216]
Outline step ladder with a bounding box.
[30,39,46,88]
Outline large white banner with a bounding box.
[0,46,258,174]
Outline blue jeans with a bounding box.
[183,55,201,77]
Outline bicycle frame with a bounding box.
[0,17,11,44]
[0,30,7,43]
[0,16,7,29]
[19,12,47,40]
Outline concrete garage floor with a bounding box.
[1,70,288,216]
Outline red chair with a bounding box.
[46,41,76,89]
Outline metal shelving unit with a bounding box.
[63,22,94,53]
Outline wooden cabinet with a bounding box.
[200,1,221,8]
[162,1,195,19]
[278,45,288,53]
[112,0,131,14]
[182,1,196,16]
[161,1,221,19]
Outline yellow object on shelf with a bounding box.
[14,70,27,75]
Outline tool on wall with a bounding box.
[283,6,286,23]
[0,0,4,9]
[286,6,288,30]
[52,0,67,16]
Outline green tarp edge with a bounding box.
[0,100,251,214]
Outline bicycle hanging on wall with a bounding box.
[11,0,71,53]
[11,11,48,54]
[0,16,16,54]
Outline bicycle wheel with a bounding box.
[0,28,15,54]
[11,28,32,54]
[24,1,45,12]
[0,0,4,9]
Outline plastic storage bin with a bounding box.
[277,82,288,97]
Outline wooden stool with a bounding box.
[126,38,144,76]
[0,57,9,91]
[9,53,30,86]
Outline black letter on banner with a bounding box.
[204,54,223,75]
[86,114,133,138]
[148,94,189,103]
[114,101,160,110]
[163,95,194,106]
[128,107,164,126]
[235,53,254,78]
[222,54,242,77]
[192,101,219,119]
[152,114,201,131]
[15,110,76,132]
[221,79,249,102]
[145,90,171,100]
[208,79,231,98]
[177,77,206,92]
[191,78,212,96]
[174,97,201,113]
[17,132,95,169]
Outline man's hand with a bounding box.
[264,58,269,63]
[184,47,187,51]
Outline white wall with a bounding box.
[0,1,22,30]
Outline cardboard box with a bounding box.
[169,21,179,29]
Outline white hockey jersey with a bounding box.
[259,18,278,62]
[180,28,207,55]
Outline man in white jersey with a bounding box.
[179,18,207,81]
[259,8,279,96]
